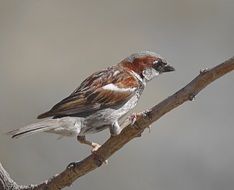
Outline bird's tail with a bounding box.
[7,119,62,139]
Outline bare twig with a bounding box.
[0,163,28,190]
[1,56,233,190]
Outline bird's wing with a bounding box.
[37,67,141,119]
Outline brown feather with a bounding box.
[37,66,142,119]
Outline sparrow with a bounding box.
[8,51,175,151]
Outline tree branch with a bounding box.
[1,56,234,190]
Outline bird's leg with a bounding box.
[77,136,101,152]
[109,121,122,136]
[77,135,108,165]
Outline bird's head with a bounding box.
[119,51,175,82]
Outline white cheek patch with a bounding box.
[102,83,136,92]
[142,68,159,81]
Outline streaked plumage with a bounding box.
[8,51,175,151]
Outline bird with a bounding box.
[7,51,175,152]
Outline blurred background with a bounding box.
[0,0,233,189]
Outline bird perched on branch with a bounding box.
[8,51,175,152]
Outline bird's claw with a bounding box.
[129,113,138,126]
[129,110,149,126]
[91,143,101,153]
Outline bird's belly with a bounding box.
[80,95,139,135]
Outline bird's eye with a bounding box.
[154,59,166,65]
[153,60,159,64]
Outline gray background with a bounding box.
[0,0,234,190]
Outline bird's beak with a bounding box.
[163,64,175,72]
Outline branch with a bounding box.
[1,56,234,190]
[0,163,27,190]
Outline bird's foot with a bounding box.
[129,110,149,126]
[129,111,152,135]
[129,113,140,126]
[77,136,108,165]
[91,142,101,153]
